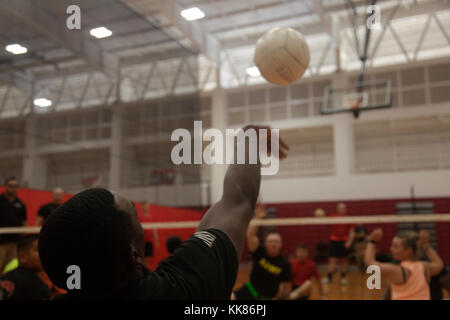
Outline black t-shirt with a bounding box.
[0,267,50,300]
[55,229,238,300]
[249,246,291,298]
[37,202,60,221]
[0,193,27,244]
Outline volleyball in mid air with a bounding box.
[254,27,310,86]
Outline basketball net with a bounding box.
[343,90,367,119]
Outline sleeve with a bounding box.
[280,261,292,282]
[20,202,27,222]
[152,228,238,300]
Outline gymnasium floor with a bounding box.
[233,262,449,300]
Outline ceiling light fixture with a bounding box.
[34,98,52,108]
[90,27,113,39]
[181,7,205,21]
[5,44,28,55]
[246,66,261,77]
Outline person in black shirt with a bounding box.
[0,177,27,273]
[35,187,64,226]
[0,235,50,300]
[166,235,182,254]
[232,205,292,300]
[38,125,289,299]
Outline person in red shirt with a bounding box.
[289,243,323,300]
[322,203,355,285]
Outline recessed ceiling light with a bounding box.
[246,66,261,77]
[90,27,113,39]
[5,44,28,55]
[34,98,52,108]
[181,7,205,21]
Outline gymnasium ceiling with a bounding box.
[0,0,449,118]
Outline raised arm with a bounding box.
[197,125,288,259]
[345,228,355,249]
[419,230,444,277]
[246,205,267,252]
[364,228,406,285]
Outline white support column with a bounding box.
[333,114,355,177]
[22,116,47,189]
[331,73,355,177]
[209,76,228,204]
[109,105,123,190]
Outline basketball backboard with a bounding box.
[321,80,392,118]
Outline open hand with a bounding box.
[418,230,430,248]
[254,205,268,219]
[243,125,290,160]
[369,228,383,242]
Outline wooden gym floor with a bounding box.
[233,262,450,300]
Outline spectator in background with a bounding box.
[232,205,292,300]
[35,187,65,226]
[138,201,159,268]
[353,224,368,271]
[166,235,182,254]
[289,243,323,300]
[322,203,355,285]
[0,235,50,300]
[0,177,27,273]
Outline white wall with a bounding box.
[118,183,205,207]
[260,170,450,203]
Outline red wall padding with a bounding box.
[0,187,73,226]
[136,203,203,270]
[261,198,450,265]
[0,187,204,270]
[1,187,449,266]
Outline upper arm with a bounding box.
[424,261,443,277]
[246,227,259,252]
[374,262,406,285]
[197,197,253,259]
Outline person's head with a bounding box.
[337,202,347,216]
[390,231,419,262]
[141,200,149,216]
[4,177,19,198]
[17,235,42,271]
[166,235,182,254]
[264,232,282,258]
[295,243,309,262]
[52,187,64,204]
[38,188,145,298]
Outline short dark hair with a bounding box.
[4,177,18,185]
[297,243,308,250]
[38,188,135,298]
[17,235,39,252]
[166,235,182,254]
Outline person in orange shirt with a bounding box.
[322,203,355,285]
[365,229,444,300]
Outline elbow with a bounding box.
[437,261,444,272]
[364,256,375,268]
